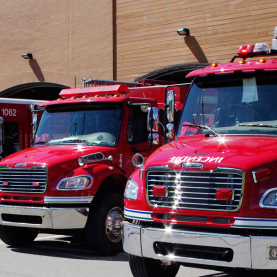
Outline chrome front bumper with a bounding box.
[0,205,89,229]
[122,221,277,270]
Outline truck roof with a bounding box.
[39,96,157,107]
[0,98,45,105]
[186,58,277,78]
[39,84,185,108]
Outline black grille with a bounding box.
[146,168,244,211]
[176,215,208,223]
[0,168,47,193]
[154,242,233,262]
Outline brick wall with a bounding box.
[0,0,114,91]
[1,0,277,90]
[117,0,277,81]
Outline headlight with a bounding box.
[57,175,93,190]
[124,178,138,200]
[260,188,277,208]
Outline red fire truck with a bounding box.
[0,82,188,256]
[0,98,45,159]
[122,27,277,275]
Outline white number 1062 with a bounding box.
[2,109,16,116]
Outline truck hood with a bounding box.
[146,135,277,172]
[0,145,115,168]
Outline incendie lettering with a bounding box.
[169,156,224,163]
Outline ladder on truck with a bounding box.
[81,78,177,87]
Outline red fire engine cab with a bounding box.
[0,82,188,256]
[0,98,44,159]
[122,27,277,275]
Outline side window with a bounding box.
[127,106,148,144]
[2,122,19,158]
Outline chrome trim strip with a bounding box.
[44,196,94,203]
[124,208,153,221]
[145,166,245,212]
[0,205,89,229]
[233,217,277,229]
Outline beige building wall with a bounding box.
[117,0,277,81]
[0,0,276,91]
[0,0,114,92]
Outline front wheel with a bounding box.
[0,225,38,246]
[129,254,180,277]
[85,192,124,256]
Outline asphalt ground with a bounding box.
[0,233,275,277]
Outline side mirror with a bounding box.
[147,107,159,132]
[32,114,38,137]
[148,133,159,145]
[0,117,3,154]
[166,123,174,139]
[166,90,175,123]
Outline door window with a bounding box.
[2,122,19,158]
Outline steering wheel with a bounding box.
[214,104,255,127]
[204,104,255,128]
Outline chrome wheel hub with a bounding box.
[105,207,124,243]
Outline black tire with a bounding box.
[85,192,124,256]
[0,225,38,246]
[129,254,180,277]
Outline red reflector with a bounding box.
[152,186,167,197]
[253,168,270,183]
[216,189,233,200]
[3,182,8,186]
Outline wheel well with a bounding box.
[93,173,127,204]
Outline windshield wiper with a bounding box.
[182,123,220,137]
[34,141,49,145]
[238,123,277,129]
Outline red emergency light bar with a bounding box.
[59,84,129,98]
[233,26,277,61]
[236,43,277,59]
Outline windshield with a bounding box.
[177,71,277,137]
[35,103,123,146]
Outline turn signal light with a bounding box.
[216,189,233,200]
[252,168,270,183]
[153,186,167,197]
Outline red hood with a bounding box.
[145,135,277,172]
[0,145,115,168]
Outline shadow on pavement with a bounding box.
[8,234,128,262]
